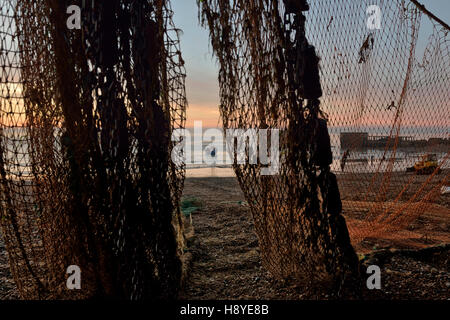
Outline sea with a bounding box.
[0,126,448,179]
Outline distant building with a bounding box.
[340,132,448,149]
[340,132,368,149]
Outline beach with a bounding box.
[0,235,18,299]
[180,172,449,300]
[1,171,449,300]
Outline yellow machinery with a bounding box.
[407,154,441,175]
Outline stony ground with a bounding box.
[180,177,450,300]
[0,233,19,300]
[1,174,449,300]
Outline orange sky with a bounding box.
[186,103,221,128]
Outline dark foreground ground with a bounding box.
[180,176,449,300]
[1,174,449,300]
[0,237,18,299]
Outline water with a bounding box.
[185,127,448,177]
[1,127,447,178]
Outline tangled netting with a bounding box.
[199,0,449,293]
[0,0,187,299]
[200,0,361,294]
[304,0,449,244]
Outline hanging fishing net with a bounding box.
[300,0,449,245]
[199,0,362,295]
[0,0,448,300]
[199,0,449,294]
[0,0,187,299]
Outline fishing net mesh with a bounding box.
[199,0,449,293]
[0,0,448,299]
[0,0,187,299]
[301,0,450,245]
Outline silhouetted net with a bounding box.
[0,0,187,299]
[1,0,449,300]
[199,0,448,295]
[303,1,449,244]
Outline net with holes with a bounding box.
[199,0,449,294]
[0,0,187,299]
[302,0,449,245]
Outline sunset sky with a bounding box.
[172,0,450,128]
